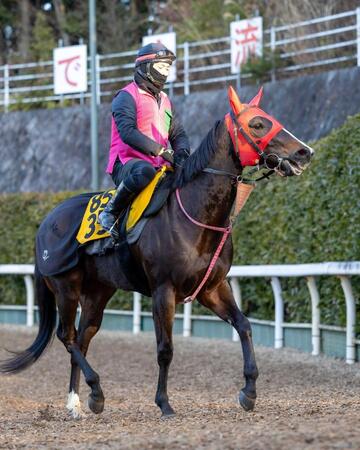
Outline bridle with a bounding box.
[231,110,285,172]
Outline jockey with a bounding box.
[99,42,190,239]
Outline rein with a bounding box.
[175,188,232,303]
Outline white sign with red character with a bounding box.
[142,32,177,82]
[230,17,263,74]
[53,45,87,95]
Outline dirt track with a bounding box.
[0,326,359,450]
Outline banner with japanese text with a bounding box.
[142,32,177,82]
[230,17,263,74]
[53,45,87,95]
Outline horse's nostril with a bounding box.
[295,148,311,160]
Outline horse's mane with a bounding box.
[174,119,223,189]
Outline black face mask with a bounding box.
[136,61,168,92]
[149,62,168,88]
[134,69,160,97]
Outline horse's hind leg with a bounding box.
[152,284,176,417]
[198,280,258,412]
[50,270,112,417]
[67,282,115,417]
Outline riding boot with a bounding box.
[98,182,136,240]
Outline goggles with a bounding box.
[135,50,176,66]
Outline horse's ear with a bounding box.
[228,86,245,115]
[249,86,264,107]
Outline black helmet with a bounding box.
[135,42,176,67]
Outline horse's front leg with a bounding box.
[152,283,176,417]
[198,279,258,411]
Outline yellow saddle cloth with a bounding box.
[76,165,169,244]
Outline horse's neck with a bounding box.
[180,133,240,228]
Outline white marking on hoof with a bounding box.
[66,390,83,419]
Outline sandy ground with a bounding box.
[0,325,359,450]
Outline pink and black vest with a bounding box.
[106,82,172,173]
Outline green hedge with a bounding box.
[0,114,359,325]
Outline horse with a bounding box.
[0,86,313,419]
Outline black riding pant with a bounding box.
[111,158,157,193]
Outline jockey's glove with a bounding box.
[158,147,174,164]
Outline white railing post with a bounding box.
[270,26,276,82]
[4,64,10,112]
[183,42,190,96]
[24,275,34,327]
[230,277,242,342]
[306,276,321,356]
[133,292,141,334]
[356,7,360,67]
[183,302,192,337]
[96,54,101,105]
[339,276,356,364]
[271,276,284,349]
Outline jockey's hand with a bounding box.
[158,147,174,164]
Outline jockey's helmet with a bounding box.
[135,42,176,67]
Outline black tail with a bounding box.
[0,265,57,373]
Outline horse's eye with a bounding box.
[253,123,263,130]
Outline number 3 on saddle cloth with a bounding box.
[36,166,172,278]
[79,165,171,250]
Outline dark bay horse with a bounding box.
[0,87,313,418]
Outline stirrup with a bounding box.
[109,222,120,241]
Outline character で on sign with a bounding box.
[53,45,88,95]
[230,17,263,74]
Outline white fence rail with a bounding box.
[0,8,359,110]
[0,262,359,363]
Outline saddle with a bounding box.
[36,168,173,278]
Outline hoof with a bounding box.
[88,394,104,415]
[159,403,175,418]
[239,390,256,412]
[161,410,176,419]
[66,391,84,419]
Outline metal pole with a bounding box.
[183,42,190,96]
[339,276,356,364]
[89,0,99,190]
[271,277,284,349]
[24,275,34,327]
[356,7,360,67]
[133,292,141,334]
[236,70,241,92]
[306,276,321,356]
[79,37,85,105]
[270,26,276,82]
[183,302,192,337]
[4,64,9,113]
[96,53,101,105]
[230,277,242,342]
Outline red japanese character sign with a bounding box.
[142,32,177,83]
[230,17,263,74]
[53,45,87,95]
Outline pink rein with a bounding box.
[175,188,232,303]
